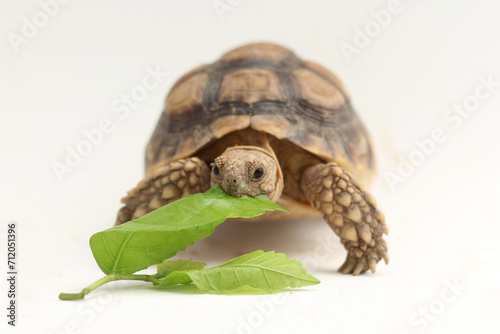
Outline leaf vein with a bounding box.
[111,232,134,272]
[102,233,115,262]
[233,267,242,287]
[203,271,216,291]
[227,264,317,282]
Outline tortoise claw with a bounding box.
[339,255,369,275]
[338,257,356,274]
[381,251,389,264]
[353,261,366,276]
[368,258,377,273]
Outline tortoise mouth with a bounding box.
[222,187,243,197]
[220,175,244,197]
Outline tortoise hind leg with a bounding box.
[115,157,211,225]
[301,162,389,275]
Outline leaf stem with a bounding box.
[59,273,160,300]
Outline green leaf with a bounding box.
[156,250,320,293]
[90,185,286,275]
[155,259,206,286]
[157,271,194,287]
[157,259,206,277]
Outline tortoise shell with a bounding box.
[146,43,374,184]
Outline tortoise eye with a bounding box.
[213,165,220,176]
[252,167,264,181]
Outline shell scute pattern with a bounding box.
[146,43,373,182]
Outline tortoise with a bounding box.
[116,43,388,275]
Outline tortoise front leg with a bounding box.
[115,157,211,225]
[301,163,389,275]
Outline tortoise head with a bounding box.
[211,146,283,202]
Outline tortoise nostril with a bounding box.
[225,178,238,185]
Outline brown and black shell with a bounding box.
[146,43,374,181]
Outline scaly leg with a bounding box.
[115,157,211,225]
[301,162,389,275]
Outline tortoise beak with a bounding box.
[221,172,244,197]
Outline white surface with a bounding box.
[1,1,500,333]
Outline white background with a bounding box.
[1,0,500,333]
